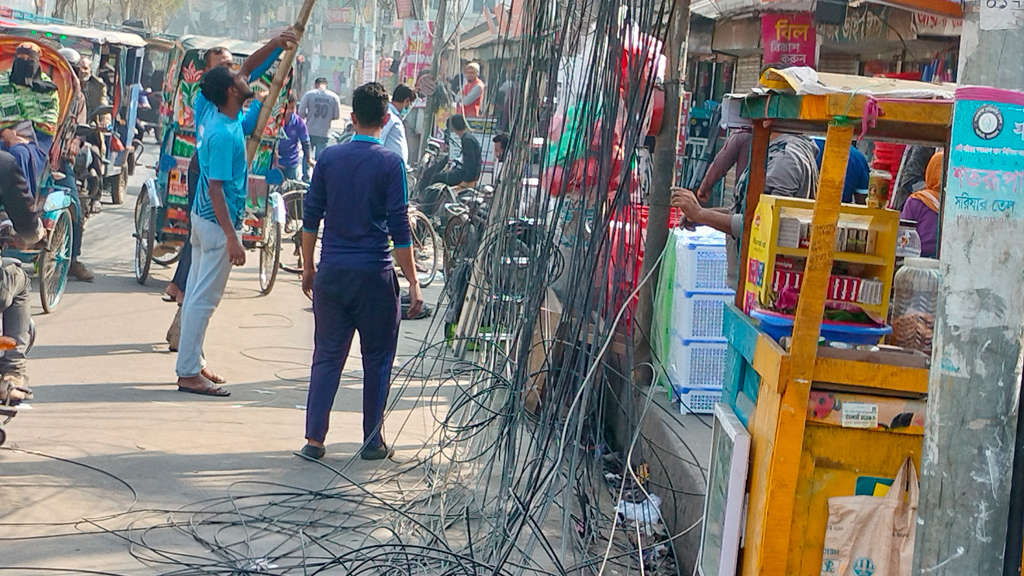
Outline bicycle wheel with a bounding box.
[443,212,470,281]
[134,191,155,284]
[259,217,281,295]
[408,209,438,288]
[279,187,306,274]
[39,209,72,313]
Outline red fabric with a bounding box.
[607,204,683,329]
[872,142,905,196]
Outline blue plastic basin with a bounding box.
[749,309,893,345]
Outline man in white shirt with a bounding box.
[298,77,341,160]
[380,84,415,164]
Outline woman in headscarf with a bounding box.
[900,151,944,258]
[0,42,60,139]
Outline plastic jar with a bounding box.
[895,220,922,259]
[891,257,940,356]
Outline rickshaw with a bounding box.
[0,22,146,205]
[0,36,81,314]
[134,36,286,294]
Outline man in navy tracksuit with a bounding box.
[300,83,424,461]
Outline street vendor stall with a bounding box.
[699,70,954,576]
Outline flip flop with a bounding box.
[177,385,230,397]
[202,370,227,384]
[162,294,176,303]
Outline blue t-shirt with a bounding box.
[194,111,248,229]
[194,93,262,137]
[302,135,411,270]
[813,139,871,203]
[277,113,309,168]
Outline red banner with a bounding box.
[396,0,414,19]
[761,13,817,69]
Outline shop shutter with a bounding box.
[818,52,859,75]
[734,55,762,93]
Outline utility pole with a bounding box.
[634,0,689,388]
[914,1,1024,574]
[417,0,448,160]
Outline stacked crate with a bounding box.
[665,227,734,415]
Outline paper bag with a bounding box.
[820,458,919,576]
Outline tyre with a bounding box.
[153,243,183,266]
[443,212,470,281]
[408,210,439,288]
[259,218,281,295]
[39,208,72,313]
[279,188,306,274]
[0,427,6,447]
[109,168,127,205]
[134,192,156,284]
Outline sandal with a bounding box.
[177,385,230,397]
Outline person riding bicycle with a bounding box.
[0,151,46,405]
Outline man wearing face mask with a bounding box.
[0,43,60,145]
[380,84,415,163]
[173,66,258,397]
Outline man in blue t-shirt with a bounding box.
[812,138,870,204]
[275,96,312,181]
[299,82,423,461]
[174,66,256,397]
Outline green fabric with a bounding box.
[652,229,679,396]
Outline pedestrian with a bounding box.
[299,82,424,461]
[671,133,819,288]
[456,62,486,118]
[812,138,870,204]
[381,84,415,163]
[276,96,313,181]
[174,66,255,397]
[696,128,751,202]
[164,31,297,341]
[298,77,341,160]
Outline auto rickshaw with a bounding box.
[0,22,146,205]
[0,36,81,314]
[134,35,287,294]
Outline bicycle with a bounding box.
[279,183,439,288]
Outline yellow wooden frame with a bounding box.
[733,94,951,576]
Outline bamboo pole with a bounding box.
[246,0,318,163]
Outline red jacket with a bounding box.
[460,78,485,117]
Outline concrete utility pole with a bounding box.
[914,1,1024,574]
[417,0,448,160]
[634,0,690,388]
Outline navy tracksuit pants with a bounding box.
[305,266,401,448]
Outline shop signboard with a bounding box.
[326,7,354,28]
[945,89,1024,224]
[761,13,816,69]
[402,20,434,85]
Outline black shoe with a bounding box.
[360,444,394,461]
[300,444,326,460]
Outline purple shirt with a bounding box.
[277,114,310,168]
[900,197,939,258]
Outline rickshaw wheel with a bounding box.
[259,217,281,295]
[110,169,127,205]
[153,245,183,267]
[39,209,72,314]
[134,191,156,284]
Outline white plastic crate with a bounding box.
[676,387,723,415]
[670,291,734,342]
[674,227,730,293]
[665,337,728,390]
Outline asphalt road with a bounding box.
[0,139,448,572]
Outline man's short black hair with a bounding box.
[314,76,328,86]
[449,114,468,132]
[201,65,235,107]
[492,132,509,147]
[352,82,390,128]
[393,84,415,103]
